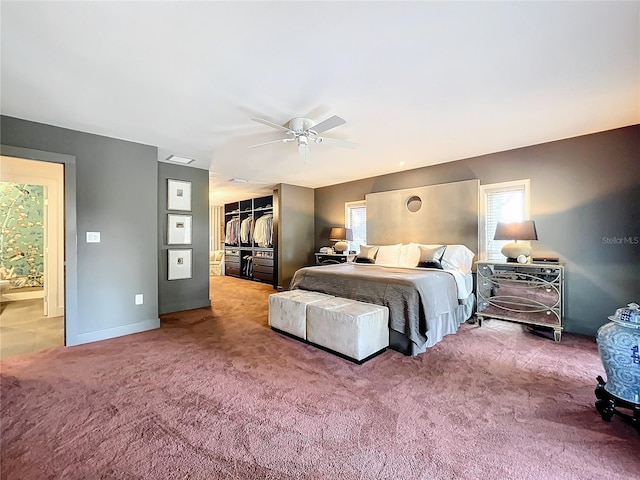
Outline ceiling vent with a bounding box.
[165,155,195,165]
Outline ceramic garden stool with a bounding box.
[595,302,640,435]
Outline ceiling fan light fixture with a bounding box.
[249,114,356,158]
[165,154,195,165]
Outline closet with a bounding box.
[222,184,315,290]
[224,195,275,286]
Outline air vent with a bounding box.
[165,155,195,165]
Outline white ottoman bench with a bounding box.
[306,297,389,364]
[268,290,334,339]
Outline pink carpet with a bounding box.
[1,276,638,479]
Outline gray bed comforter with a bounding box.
[289,263,459,348]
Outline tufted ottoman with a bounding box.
[306,297,389,364]
[268,290,334,339]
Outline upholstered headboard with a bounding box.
[365,179,479,256]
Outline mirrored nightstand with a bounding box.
[314,253,356,265]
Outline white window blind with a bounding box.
[480,180,530,261]
[345,200,366,253]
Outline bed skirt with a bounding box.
[391,293,475,356]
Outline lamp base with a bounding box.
[501,242,532,259]
[505,256,530,264]
[334,241,348,253]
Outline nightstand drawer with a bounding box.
[315,253,355,265]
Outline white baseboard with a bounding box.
[2,290,45,301]
[69,317,160,346]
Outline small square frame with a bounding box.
[167,179,191,211]
[168,214,192,245]
[168,249,192,280]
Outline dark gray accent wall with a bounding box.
[158,162,210,314]
[1,115,160,345]
[315,125,640,337]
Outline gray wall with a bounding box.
[314,125,640,336]
[275,183,315,289]
[1,115,160,345]
[158,163,210,314]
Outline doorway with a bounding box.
[0,155,65,358]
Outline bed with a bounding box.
[290,243,476,356]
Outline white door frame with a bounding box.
[0,157,64,316]
[1,145,77,346]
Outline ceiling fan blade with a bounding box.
[248,138,295,148]
[310,115,346,134]
[252,118,291,133]
[316,137,358,149]
[298,143,309,163]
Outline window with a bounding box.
[479,180,530,261]
[345,200,366,253]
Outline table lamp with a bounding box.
[329,227,353,254]
[494,220,538,262]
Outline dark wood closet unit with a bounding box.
[224,195,275,287]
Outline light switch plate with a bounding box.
[135,294,143,305]
[86,232,100,243]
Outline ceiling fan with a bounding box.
[248,115,358,162]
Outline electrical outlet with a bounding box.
[135,294,143,305]
[86,232,100,243]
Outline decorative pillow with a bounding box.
[417,245,446,269]
[375,244,402,265]
[418,261,444,269]
[357,245,379,263]
[441,244,475,274]
[354,257,375,264]
[398,243,421,268]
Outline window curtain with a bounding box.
[210,205,224,252]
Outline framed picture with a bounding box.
[167,179,191,211]
[168,249,192,280]
[167,214,192,244]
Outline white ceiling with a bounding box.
[1,1,638,206]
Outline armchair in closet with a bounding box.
[210,250,224,276]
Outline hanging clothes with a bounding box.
[242,255,253,276]
[225,217,240,245]
[240,216,254,244]
[253,214,273,247]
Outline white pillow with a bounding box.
[398,243,421,268]
[441,244,475,274]
[375,244,402,265]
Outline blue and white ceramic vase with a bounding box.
[596,302,640,404]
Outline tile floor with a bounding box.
[0,299,64,359]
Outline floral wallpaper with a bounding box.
[0,182,44,288]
